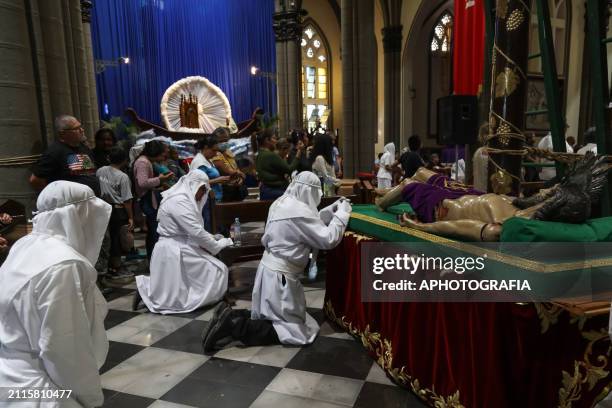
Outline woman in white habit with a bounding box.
[202,171,352,349]
[0,181,111,407]
[377,142,396,189]
[134,171,233,314]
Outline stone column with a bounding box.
[486,0,532,196]
[382,25,402,147]
[81,0,100,133]
[273,1,306,137]
[0,0,48,213]
[341,0,377,177]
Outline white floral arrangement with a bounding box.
[160,76,235,134]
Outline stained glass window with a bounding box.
[430,12,452,54]
[301,24,330,132]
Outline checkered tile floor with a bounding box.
[100,223,425,408]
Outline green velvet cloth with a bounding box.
[500,216,612,242]
[349,204,429,243]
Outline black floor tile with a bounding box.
[306,307,327,325]
[152,320,208,354]
[103,287,136,302]
[287,336,374,380]
[354,382,425,408]
[101,391,154,407]
[162,377,263,408]
[187,357,281,389]
[104,309,141,330]
[100,341,145,374]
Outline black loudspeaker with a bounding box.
[437,95,478,145]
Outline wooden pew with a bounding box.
[214,194,360,267]
[0,200,29,265]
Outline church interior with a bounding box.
[1,0,612,407]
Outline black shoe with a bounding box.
[213,300,231,320]
[202,307,235,352]
[132,290,143,311]
[201,302,229,348]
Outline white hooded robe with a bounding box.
[250,172,351,345]
[0,181,111,408]
[136,171,233,314]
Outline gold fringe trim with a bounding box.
[324,300,465,408]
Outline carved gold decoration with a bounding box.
[324,300,466,408]
[534,303,563,334]
[489,115,498,132]
[506,8,525,31]
[494,67,520,98]
[490,169,513,194]
[496,0,509,18]
[345,231,374,243]
[559,329,611,408]
[497,122,512,146]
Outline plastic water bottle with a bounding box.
[230,217,241,246]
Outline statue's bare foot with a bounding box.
[399,213,421,228]
[374,188,391,197]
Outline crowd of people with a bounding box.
[0,114,352,407]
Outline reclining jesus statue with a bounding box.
[375,152,607,242]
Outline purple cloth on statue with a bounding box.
[401,174,484,223]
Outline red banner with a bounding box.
[453,0,486,95]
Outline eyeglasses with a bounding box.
[62,125,84,132]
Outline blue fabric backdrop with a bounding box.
[91,0,276,125]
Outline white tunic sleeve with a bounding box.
[32,262,105,408]
[292,211,350,251]
[170,199,229,255]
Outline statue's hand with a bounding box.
[399,213,420,228]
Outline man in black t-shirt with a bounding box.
[399,134,425,179]
[30,115,100,196]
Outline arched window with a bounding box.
[430,12,452,54]
[428,12,453,136]
[301,23,331,133]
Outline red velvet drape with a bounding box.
[325,234,612,407]
[453,0,486,95]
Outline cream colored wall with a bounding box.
[301,0,342,139]
[375,0,385,157]
[400,0,422,54]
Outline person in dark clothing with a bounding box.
[30,115,100,196]
[256,129,304,200]
[287,130,311,172]
[399,134,425,179]
[91,128,117,168]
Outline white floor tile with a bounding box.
[102,347,208,399]
[148,401,196,408]
[248,345,301,368]
[365,362,397,387]
[106,314,190,346]
[304,289,325,309]
[319,322,353,341]
[195,309,214,321]
[214,345,263,362]
[250,391,347,408]
[265,368,363,406]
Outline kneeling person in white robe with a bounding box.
[202,171,351,350]
[135,171,233,314]
[0,181,111,407]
